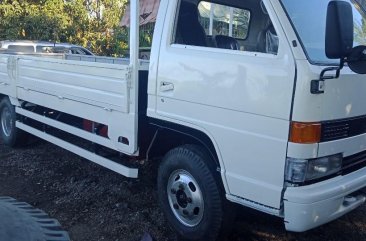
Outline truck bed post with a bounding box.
[129,0,140,150]
[130,0,140,64]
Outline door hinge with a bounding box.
[126,66,133,89]
[7,57,17,81]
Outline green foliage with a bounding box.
[355,19,366,46]
[0,0,138,57]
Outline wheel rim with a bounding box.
[167,169,204,227]
[1,106,13,137]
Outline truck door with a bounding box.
[153,0,296,209]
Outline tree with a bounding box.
[0,0,130,56]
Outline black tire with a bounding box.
[158,145,228,241]
[0,97,27,147]
[0,197,70,241]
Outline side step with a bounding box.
[16,121,139,178]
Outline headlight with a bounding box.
[285,154,343,184]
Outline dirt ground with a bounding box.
[1,137,366,241]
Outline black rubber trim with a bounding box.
[148,117,220,166]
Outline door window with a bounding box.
[198,1,250,39]
[173,0,278,54]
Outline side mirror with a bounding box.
[347,45,366,74]
[325,1,354,59]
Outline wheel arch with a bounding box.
[146,118,226,181]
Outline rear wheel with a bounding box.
[158,145,228,241]
[0,97,27,147]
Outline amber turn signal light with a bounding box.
[289,122,321,144]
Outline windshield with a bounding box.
[281,0,366,64]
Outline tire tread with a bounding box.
[158,144,229,241]
[0,97,28,147]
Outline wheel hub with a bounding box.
[1,106,13,137]
[176,190,188,208]
[167,170,204,227]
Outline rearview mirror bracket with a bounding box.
[310,59,345,94]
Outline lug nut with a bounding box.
[171,188,177,194]
[179,184,185,190]
[187,197,192,203]
[183,210,189,216]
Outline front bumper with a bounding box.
[284,166,366,232]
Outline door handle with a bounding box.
[160,82,174,92]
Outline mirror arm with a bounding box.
[320,58,345,80]
[311,58,345,94]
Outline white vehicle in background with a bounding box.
[0,40,94,55]
[0,0,366,240]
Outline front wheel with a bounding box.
[158,145,227,241]
[0,97,27,147]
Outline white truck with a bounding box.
[1,0,366,240]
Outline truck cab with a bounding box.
[149,0,366,236]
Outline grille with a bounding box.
[321,115,366,142]
[342,150,366,175]
[321,122,350,141]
